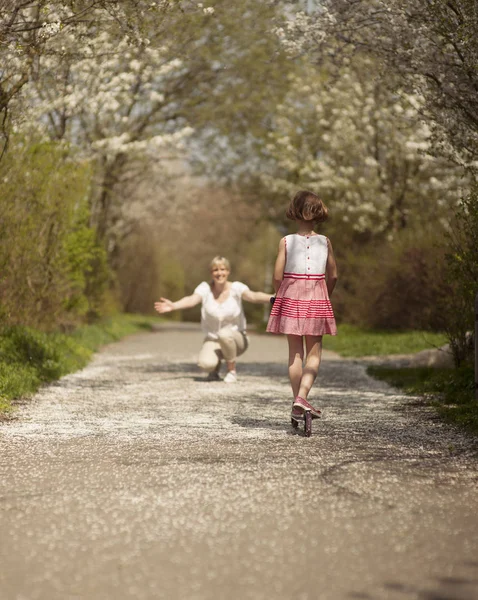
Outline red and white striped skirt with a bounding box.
[266,273,337,336]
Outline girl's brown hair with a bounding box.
[286,190,328,223]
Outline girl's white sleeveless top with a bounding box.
[285,234,328,275]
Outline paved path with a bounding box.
[1,323,477,600]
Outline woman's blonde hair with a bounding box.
[286,190,328,223]
[209,256,231,271]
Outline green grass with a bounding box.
[0,314,158,415]
[323,324,447,357]
[368,364,478,435]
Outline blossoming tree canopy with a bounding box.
[259,60,463,236]
[279,0,478,169]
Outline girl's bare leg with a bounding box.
[287,335,304,398]
[298,336,323,400]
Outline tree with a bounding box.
[0,1,157,157]
[9,0,292,258]
[281,0,478,168]
[0,136,108,328]
[258,59,463,238]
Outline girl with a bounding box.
[267,190,338,419]
[154,256,272,382]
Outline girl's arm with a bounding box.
[154,293,202,314]
[241,290,274,304]
[272,237,286,294]
[325,238,338,297]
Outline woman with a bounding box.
[154,256,273,382]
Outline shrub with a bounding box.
[334,230,449,332]
[0,326,64,381]
[0,363,40,402]
[0,137,110,329]
[441,185,478,365]
[0,315,156,414]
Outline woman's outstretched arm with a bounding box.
[241,237,286,303]
[241,289,274,304]
[154,293,202,314]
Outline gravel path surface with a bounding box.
[1,323,477,600]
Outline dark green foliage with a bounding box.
[0,315,156,414]
[442,185,478,365]
[0,363,40,413]
[0,137,111,329]
[63,201,110,319]
[0,327,65,382]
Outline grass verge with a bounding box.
[323,324,447,357]
[368,364,478,435]
[0,314,158,415]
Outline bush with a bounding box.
[441,185,478,365]
[0,363,40,403]
[0,315,156,414]
[0,326,64,381]
[333,230,449,332]
[0,137,111,330]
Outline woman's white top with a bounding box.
[285,233,329,275]
[194,281,250,340]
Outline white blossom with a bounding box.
[259,60,464,235]
[39,21,61,39]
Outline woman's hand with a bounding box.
[154,298,175,314]
[154,293,202,313]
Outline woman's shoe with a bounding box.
[206,371,221,381]
[223,370,237,383]
[293,396,321,419]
